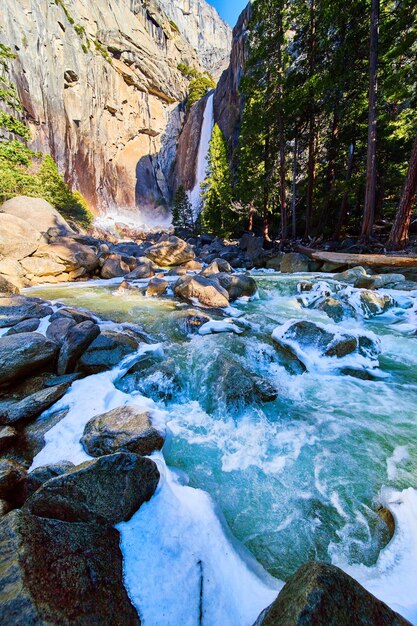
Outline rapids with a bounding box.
[27,272,417,625]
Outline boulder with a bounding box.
[17,409,70,465]
[20,256,67,277]
[281,253,312,273]
[46,316,76,345]
[317,297,355,323]
[4,318,40,335]
[0,459,27,498]
[336,266,368,284]
[125,257,156,279]
[170,309,211,337]
[0,196,73,235]
[116,355,181,401]
[77,330,139,374]
[0,381,72,425]
[358,291,393,317]
[214,356,277,409]
[82,405,164,457]
[100,254,131,279]
[26,452,159,525]
[0,295,52,328]
[146,277,168,297]
[0,259,25,277]
[57,321,100,375]
[34,238,99,273]
[0,333,58,384]
[355,273,406,290]
[216,273,257,300]
[0,509,140,625]
[50,306,95,325]
[266,254,284,270]
[0,275,20,293]
[174,275,230,308]
[0,426,17,451]
[145,236,195,267]
[200,258,233,276]
[23,462,75,500]
[253,561,410,626]
[0,213,43,261]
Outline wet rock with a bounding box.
[216,273,257,300]
[355,273,406,290]
[0,275,20,294]
[4,318,40,335]
[145,236,195,267]
[57,321,100,375]
[253,561,410,626]
[146,277,168,297]
[358,290,393,317]
[0,381,72,425]
[18,409,69,464]
[0,509,140,625]
[0,295,52,328]
[317,297,355,323]
[214,356,277,409]
[0,333,58,384]
[266,254,284,270]
[174,275,230,308]
[46,316,76,345]
[82,405,164,457]
[23,462,75,500]
[77,330,139,374]
[200,258,233,276]
[281,253,312,274]
[171,309,212,337]
[0,459,27,498]
[26,452,159,525]
[0,426,17,451]
[100,254,131,279]
[117,354,181,401]
[50,306,95,325]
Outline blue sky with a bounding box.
[210,0,248,27]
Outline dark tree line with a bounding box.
[233,0,417,247]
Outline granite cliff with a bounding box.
[0,0,231,218]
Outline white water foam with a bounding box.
[188,93,215,218]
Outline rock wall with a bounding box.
[214,3,252,172]
[0,0,202,216]
[156,0,231,76]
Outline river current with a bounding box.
[26,272,417,625]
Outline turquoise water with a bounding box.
[28,275,417,582]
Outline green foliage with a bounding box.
[169,20,179,32]
[54,0,75,25]
[188,72,216,109]
[0,44,93,227]
[201,124,234,237]
[93,39,112,64]
[177,63,199,80]
[172,185,194,232]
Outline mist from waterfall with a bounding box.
[188,92,215,218]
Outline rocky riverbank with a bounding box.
[0,198,416,624]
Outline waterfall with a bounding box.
[188,92,215,218]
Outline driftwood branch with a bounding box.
[296,246,417,269]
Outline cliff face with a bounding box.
[156,0,231,76]
[175,3,251,194]
[0,0,203,215]
[214,3,252,171]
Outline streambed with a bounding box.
[27,273,417,625]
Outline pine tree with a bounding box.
[172,185,194,232]
[201,124,233,237]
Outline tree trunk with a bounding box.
[334,143,355,239]
[278,14,287,241]
[291,135,298,239]
[304,0,317,239]
[263,128,271,242]
[387,134,417,249]
[361,0,380,241]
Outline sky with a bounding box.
[210,0,248,27]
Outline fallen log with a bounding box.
[296,246,417,269]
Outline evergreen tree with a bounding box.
[172,185,194,232]
[201,124,233,237]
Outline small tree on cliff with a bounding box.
[201,124,233,237]
[172,185,194,232]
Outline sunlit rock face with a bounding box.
[156,0,232,76]
[0,0,202,213]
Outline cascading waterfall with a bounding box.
[188,92,215,218]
